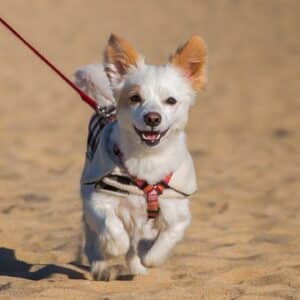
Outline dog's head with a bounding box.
[104,34,207,148]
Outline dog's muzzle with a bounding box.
[134,126,169,146]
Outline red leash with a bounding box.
[0,16,99,112]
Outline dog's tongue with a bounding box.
[142,132,160,141]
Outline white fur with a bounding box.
[77,55,197,280]
[74,64,115,107]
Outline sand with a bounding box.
[1,1,300,299]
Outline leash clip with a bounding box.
[97,105,117,120]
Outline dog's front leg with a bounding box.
[126,243,148,275]
[83,218,108,280]
[126,227,150,275]
[142,198,191,267]
[84,194,130,280]
[121,201,148,275]
[84,218,127,281]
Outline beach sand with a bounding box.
[0,1,300,299]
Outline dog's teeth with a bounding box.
[142,133,160,141]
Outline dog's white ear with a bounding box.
[170,36,207,91]
[104,34,142,87]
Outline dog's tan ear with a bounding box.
[170,36,207,91]
[104,34,142,86]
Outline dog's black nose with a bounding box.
[144,112,161,127]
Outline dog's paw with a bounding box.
[128,258,148,275]
[142,253,165,268]
[90,261,104,281]
[91,263,127,281]
[132,265,148,275]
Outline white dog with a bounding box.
[75,34,207,281]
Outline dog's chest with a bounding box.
[81,113,198,219]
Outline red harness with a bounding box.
[113,144,172,219]
[134,174,172,218]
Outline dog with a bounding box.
[74,34,207,281]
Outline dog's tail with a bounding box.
[74,64,116,108]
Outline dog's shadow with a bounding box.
[0,247,86,281]
[0,247,135,281]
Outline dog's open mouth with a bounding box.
[134,127,169,146]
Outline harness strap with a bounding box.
[113,144,172,219]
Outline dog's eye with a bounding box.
[130,94,142,104]
[165,97,177,105]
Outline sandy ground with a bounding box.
[1,1,300,299]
